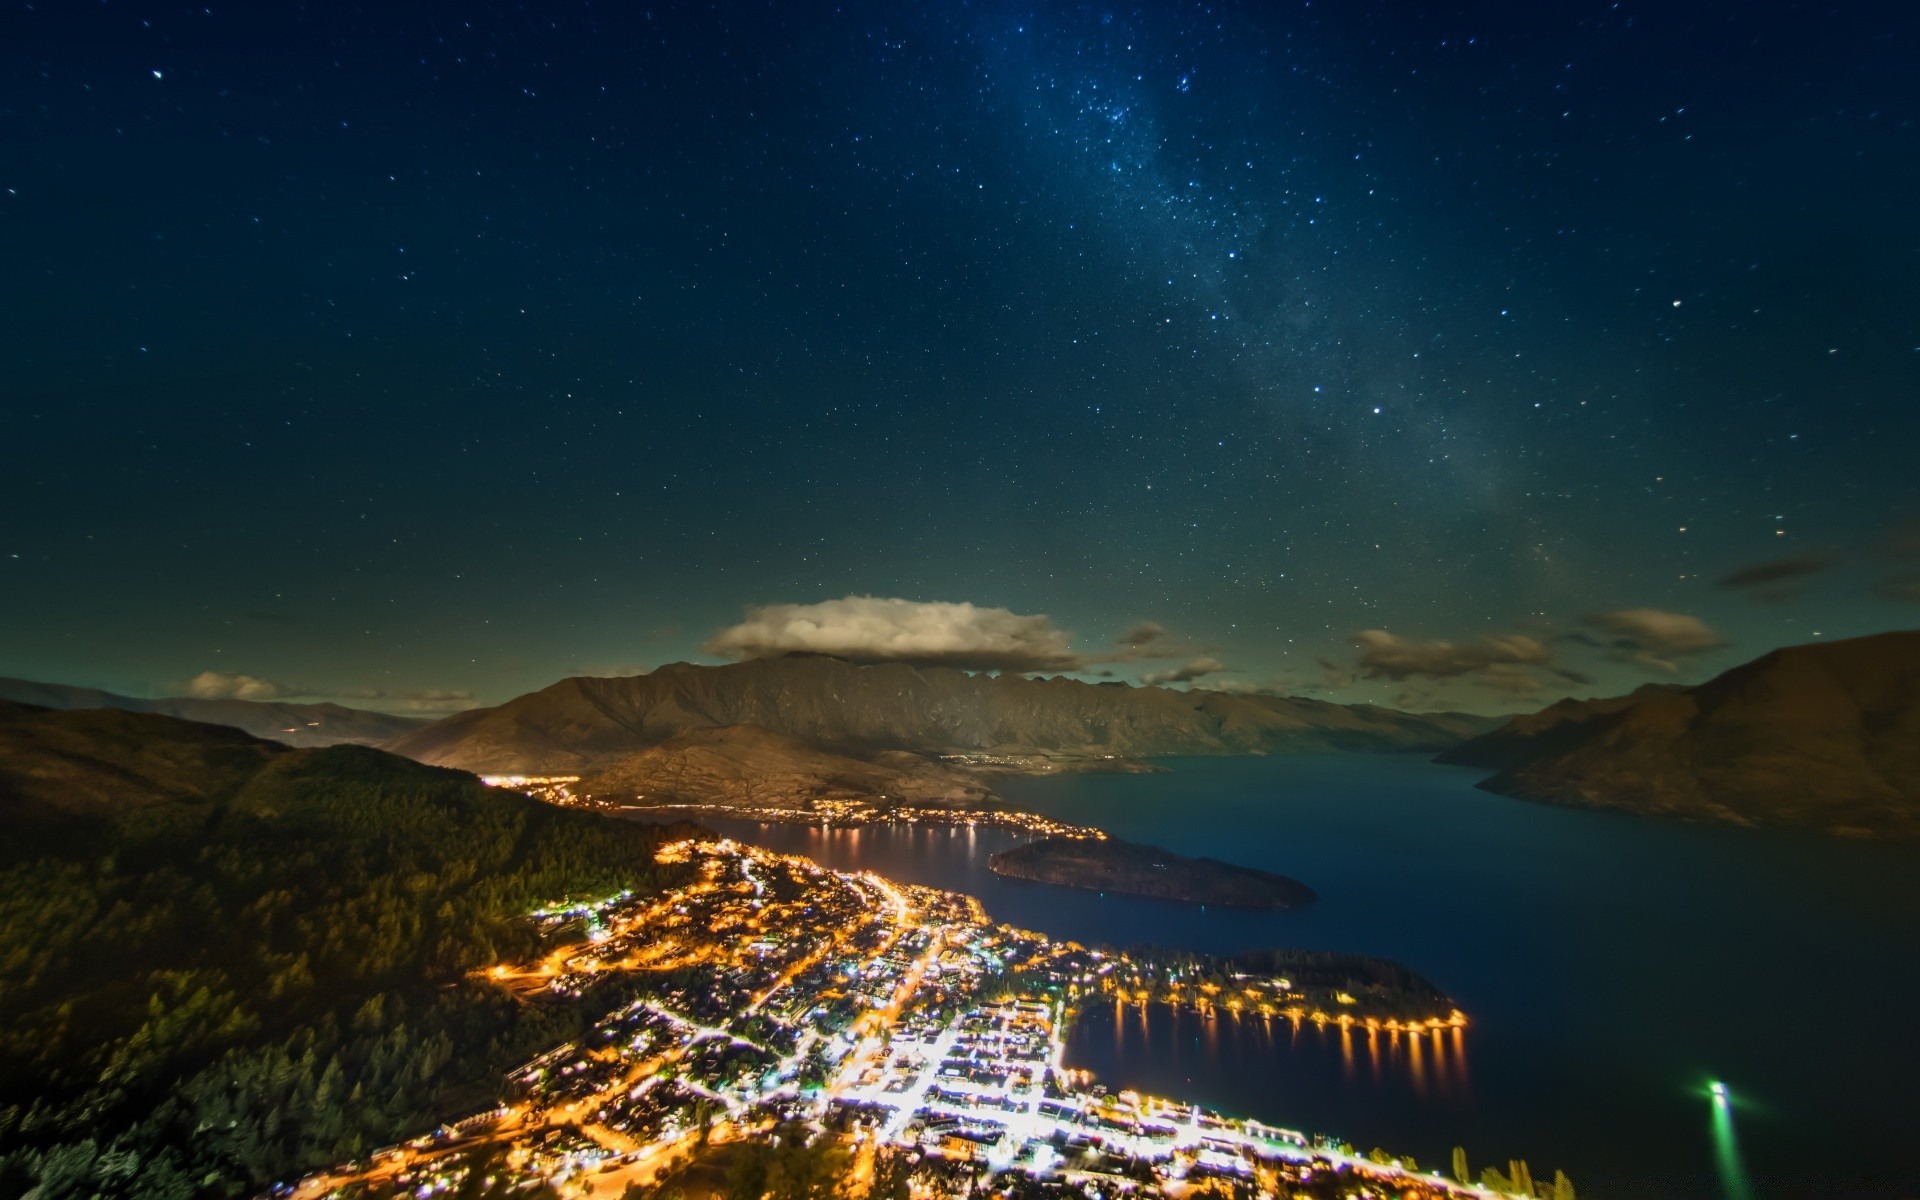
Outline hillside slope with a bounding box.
[0,701,687,1197]
[582,723,995,809]
[384,655,1496,773]
[1462,630,1920,837]
[1436,684,1684,770]
[0,698,283,818]
[0,676,430,747]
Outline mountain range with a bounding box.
[1443,630,1920,837]
[580,723,997,810]
[18,632,1920,837]
[0,677,429,748]
[382,654,1498,775]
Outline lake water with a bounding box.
[682,755,1920,1199]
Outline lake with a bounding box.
[685,754,1920,1199]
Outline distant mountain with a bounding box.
[0,699,284,823]
[0,676,431,747]
[1437,683,1685,770]
[582,723,996,810]
[1454,630,1920,837]
[382,655,1498,774]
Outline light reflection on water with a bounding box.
[675,754,1920,1200]
[1070,998,1473,1111]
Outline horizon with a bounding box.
[7,625,1912,721]
[5,2,1917,719]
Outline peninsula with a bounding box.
[1441,629,1920,838]
[988,835,1317,908]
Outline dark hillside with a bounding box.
[0,704,691,1198]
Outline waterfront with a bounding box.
[693,754,1920,1199]
[294,838,1486,1200]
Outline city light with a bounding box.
[288,839,1504,1200]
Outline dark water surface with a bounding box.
[685,755,1920,1199]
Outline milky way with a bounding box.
[2,0,1915,710]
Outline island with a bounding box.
[988,835,1317,908]
[2,700,1562,1200]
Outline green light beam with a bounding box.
[1708,1081,1754,1200]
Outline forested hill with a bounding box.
[0,702,692,1199]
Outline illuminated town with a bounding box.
[617,800,1108,840]
[478,771,1113,839]
[287,839,1527,1200]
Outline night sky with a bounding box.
[3,0,1917,714]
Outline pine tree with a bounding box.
[1452,1146,1471,1186]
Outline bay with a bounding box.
[684,754,1920,1198]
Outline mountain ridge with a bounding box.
[581,723,997,810]
[0,699,287,824]
[0,676,432,748]
[381,655,1499,773]
[1449,629,1920,837]
[1436,683,1686,770]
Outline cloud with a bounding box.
[1108,618,1221,665]
[1473,663,1551,698]
[179,672,478,713]
[1388,685,1442,711]
[704,596,1083,673]
[1353,629,1552,681]
[1879,519,1920,559]
[1142,656,1228,686]
[341,687,480,715]
[1875,577,1920,604]
[1197,676,1270,694]
[1716,554,1833,601]
[1313,658,1357,692]
[574,662,654,678]
[1582,608,1726,673]
[184,670,288,701]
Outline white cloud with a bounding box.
[1143,656,1228,686]
[342,687,480,715]
[1116,621,1167,648]
[1353,629,1552,681]
[704,596,1083,672]
[183,670,286,701]
[179,672,480,713]
[1583,608,1726,673]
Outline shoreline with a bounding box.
[615,800,1106,841]
[295,837,1503,1200]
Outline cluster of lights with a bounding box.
[297,841,1503,1200]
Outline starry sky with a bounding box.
[3,0,1917,714]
